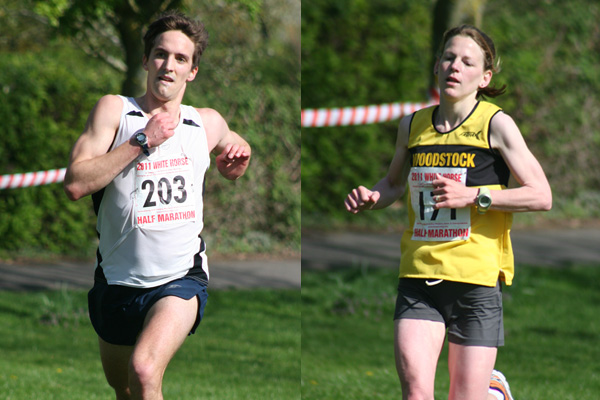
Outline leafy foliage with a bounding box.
[0,1,300,258]
[301,0,434,227]
[186,0,301,254]
[301,0,600,228]
[0,46,120,257]
[485,0,600,219]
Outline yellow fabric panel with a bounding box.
[400,102,514,287]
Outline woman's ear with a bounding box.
[479,69,493,89]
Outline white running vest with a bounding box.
[93,96,210,288]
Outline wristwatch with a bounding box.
[135,132,150,156]
[476,187,492,214]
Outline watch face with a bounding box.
[479,196,492,208]
[136,132,146,142]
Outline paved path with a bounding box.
[301,228,600,270]
[1,227,598,291]
[0,257,300,292]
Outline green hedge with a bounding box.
[0,45,118,257]
[301,0,600,228]
[185,80,300,254]
[301,0,432,228]
[0,42,300,258]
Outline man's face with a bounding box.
[144,30,198,102]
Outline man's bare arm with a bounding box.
[200,108,251,180]
[64,95,138,200]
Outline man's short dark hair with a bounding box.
[143,11,209,68]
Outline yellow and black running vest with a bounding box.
[400,101,514,287]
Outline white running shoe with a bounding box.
[489,369,515,400]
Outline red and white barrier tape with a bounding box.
[2,93,440,188]
[0,168,66,190]
[301,88,440,128]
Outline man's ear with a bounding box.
[433,58,439,76]
[187,65,199,82]
[142,55,148,71]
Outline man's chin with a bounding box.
[150,88,176,103]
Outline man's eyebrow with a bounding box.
[152,46,191,59]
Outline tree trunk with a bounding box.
[116,9,146,97]
[430,0,487,90]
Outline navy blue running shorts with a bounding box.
[88,276,208,346]
[393,278,504,347]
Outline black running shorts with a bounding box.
[394,278,504,347]
[88,276,208,346]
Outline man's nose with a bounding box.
[163,55,175,71]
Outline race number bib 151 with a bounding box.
[409,166,470,241]
[134,154,196,229]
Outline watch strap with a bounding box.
[476,187,492,214]
[135,133,150,156]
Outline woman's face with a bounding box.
[436,35,492,101]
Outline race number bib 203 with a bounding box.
[134,154,196,229]
[408,166,470,241]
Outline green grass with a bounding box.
[4,265,599,399]
[302,264,600,399]
[0,287,300,399]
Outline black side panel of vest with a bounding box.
[94,247,108,283]
[92,188,106,216]
[92,188,107,282]
[186,236,209,286]
[183,118,200,127]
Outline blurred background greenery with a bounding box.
[0,0,300,259]
[302,0,600,231]
[3,0,599,258]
